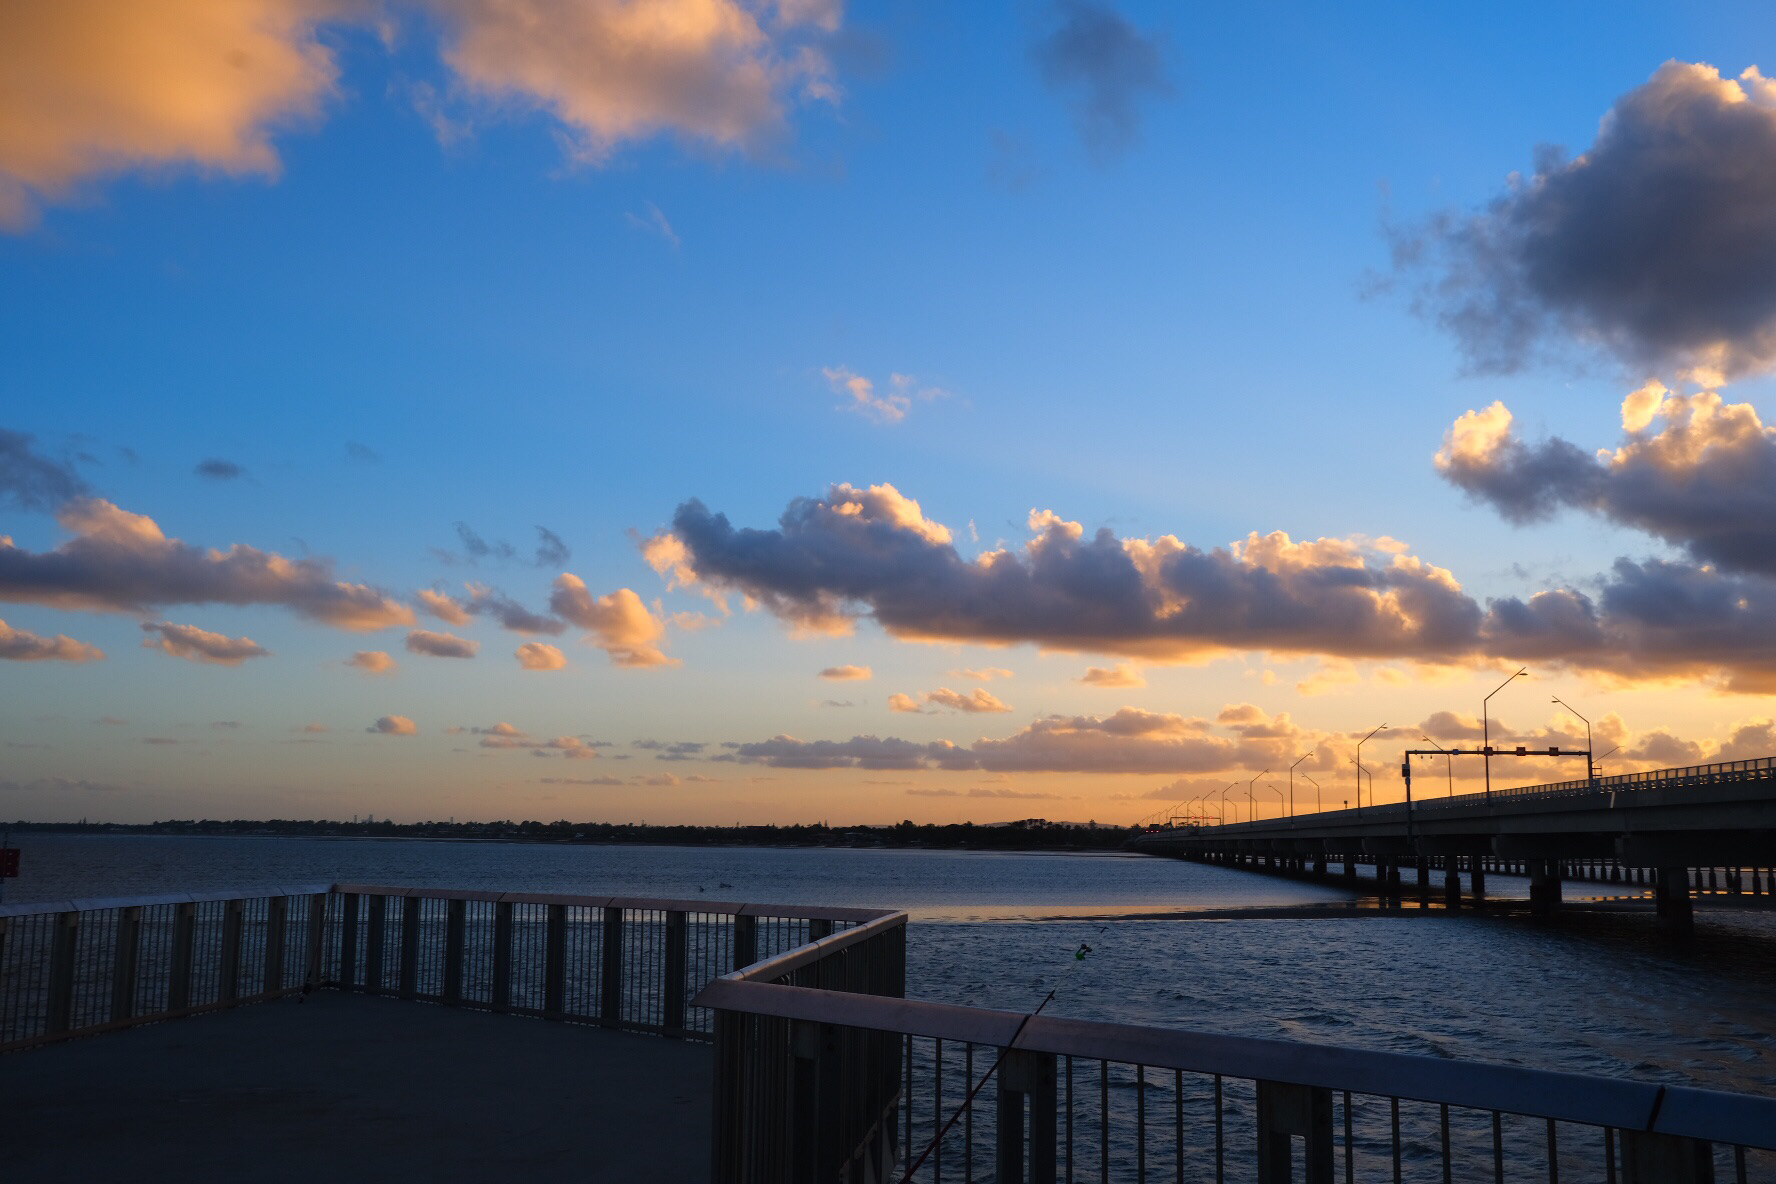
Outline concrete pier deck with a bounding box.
[1,992,711,1183]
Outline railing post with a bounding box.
[168,901,196,1011]
[219,897,245,1004]
[791,1020,843,1183]
[600,906,624,1024]
[264,895,288,993]
[492,900,513,1011]
[110,905,141,1022]
[1620,1130,1715,1183]
[544,902,566,1018]
[664,909,687,1032]
[1256,1079,1334,1183]
[339,892,359,988]
[304,893,328,990]
[810,918,834,941]
[398,896,421,997]
[734,912,758,971]
[46,910,80,1034]
[444,898,466,1006]
[1000,1049,1057,1184]
[365,894,386,991]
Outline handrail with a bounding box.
[708,908,904,985]
[0,883,334,920]
[698,980,1776,1151]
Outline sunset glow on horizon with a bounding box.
[8,2,1776,825]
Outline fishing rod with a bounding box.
[898,923,1109,1183]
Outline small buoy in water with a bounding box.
[1074,943,1093,961]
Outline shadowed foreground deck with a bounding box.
[1,992,711,1183]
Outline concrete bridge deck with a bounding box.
[0,992,711,1183]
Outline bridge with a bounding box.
[1127,755,1776,935]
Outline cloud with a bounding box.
[819,664,872,681]
[657,482,1480,662]
[405,629,478,658]
[1,0,844,229]
[140,621,270,665]
[516,641,567,670]
[1438,388,1776,576]
[1392,62,1776,378]
[300,722,328,734]
[1079,662,1143,687]
[632,739,705,760]
[540,775,626,787]
[466,585,565,634]
[0,429,89,511]
[549,575,675,667]
[533,526,571,568]
[423,0,839,165]
[626,200,680,248]
[923,687,1013,714]
[956,667,1013,681]
[822,367,946,424]
[0,617,103,662]
[417,588,473,625]
[447,522,573,569]
[0,498,414,629]
[0,0,342,229]
[194,458,246,481]
[345,442,380,464]
[1031,0,1172,163]
[368,714,418,735]
[348,649,396,674]
[887,693,923,714]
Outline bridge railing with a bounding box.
[698,975,1776,1183]
[0,884,896,1050]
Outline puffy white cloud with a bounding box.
[417,588,472,625]
[516,641,567,670]
[0,498,414,629]
[0,617,103,662]
[140,621,269,665]
[549,575,675,667]
[405,629,478,659]
[368,714,418,735]
[923,687,1012,714]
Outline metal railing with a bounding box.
[0,883,895,1051]
[699,978,1776,1183]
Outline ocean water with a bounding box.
[7,833,1775,1099]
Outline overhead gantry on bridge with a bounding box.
[1127,755,1776,936]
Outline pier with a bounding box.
[1129,754,1776,936]
[3,882,1774,1181]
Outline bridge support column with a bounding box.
[1312,855,1326,879]
[1342,858,1357,887]
[1529,861,1562,916]
[1469,857,1486,906]
[1415,857,1431,907]
[1655,867,1694,939]
[1443,862,1461,910]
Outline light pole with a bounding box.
[1304,773,1321,812]
[1221,780,1239,825]
[1249,768,1270,821]
[1266,784,1285,820]
[1349,757,1373,811]
[1483,668,1528,804]
[1288,751,1313,817]
[1354,724,1387,812]
[1421,734,1454,797]
[1551,695,1594,791]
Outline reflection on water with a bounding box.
[10,834,1776,1096]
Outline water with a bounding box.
[8,833,1776,1098]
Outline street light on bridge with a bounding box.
[1354,724,1387,812]
[1550,695,1594,791]
[1288,751,1313,817]
[1483,668,1528,804]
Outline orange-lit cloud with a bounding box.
[0,0,345,229]
[822,368,945,424]
[0,617,103,662]
[368,714,418,735]
[549,575,675,667]
[0,498,414,630]
[405,628,478,659]
[140,621,270,665]
[1079,663,1143,687]
[923,687,1012,714]
[819,664,871,680]
[516,641,567,670]
[417,588,472,625]
[955,667,1013,681]
[348,649,396,674]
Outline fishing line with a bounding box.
[898,920,1112,1183]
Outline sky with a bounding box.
[9,1,1776,826]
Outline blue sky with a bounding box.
[8,1,1776,824]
